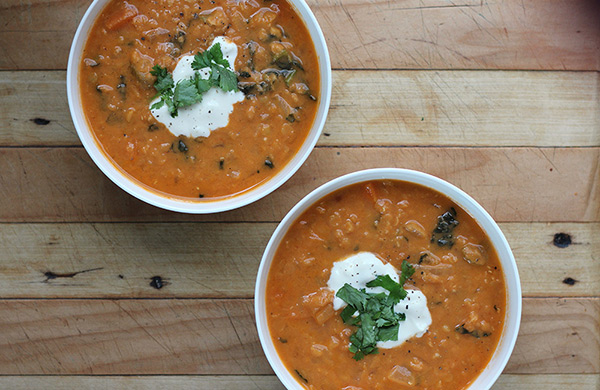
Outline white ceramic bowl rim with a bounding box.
[255,168,522,390]
[67,0,332,213]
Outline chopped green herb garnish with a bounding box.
[150,65,174,93]
[191,42,238,92]
[173,78,202,108]
[191,42,230,69]
[150,43,239,118]
[336,260,415,360]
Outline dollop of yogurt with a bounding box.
[150,36,244,138]
[327,252,432,349]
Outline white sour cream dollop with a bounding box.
[150,36,245,138]
[326,252,432,349]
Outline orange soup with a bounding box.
[80,0,320,199]
[266,180,506,390]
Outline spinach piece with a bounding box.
[431,207,459,247]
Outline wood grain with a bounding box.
[0,147,597,223]
[2,70,599,147]
[0,374,598,390]
[508,298,600,374]
[1,0,599,70]
[0,222,596,298]
[0,298,596,375]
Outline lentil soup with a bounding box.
[80,0,320,199]
[266,180,507,390]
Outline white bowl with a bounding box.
[255,168,522,390]
[67,0,332,213]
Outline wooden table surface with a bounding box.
[0,0,599,388]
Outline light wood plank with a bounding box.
[493,374,600,389]
[0,376,286,390]
[1,0,599,70]
[0,223,272,298]
[2,70,599,147]
[0,299,268,375]
[0,147,597,223]
[0,72,76,146]
[316,0,600,71]
[0,298,596,375]
[0,374,598,390]
[0,222,596,298]
[507,298,600,374]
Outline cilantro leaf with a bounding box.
[340,305,358,325]
[173,79,200,108]
[206,42,230,67]
[217,66,239,92]
[191,43,238,92]
[192,42,231,70]
[150,65,174,93]
[164,97,177,117]
[150,42,239,118]
[378,324,400,342]
[194,73,212,94]
[191,51,211,70]
[336,284,369,312]
[359,313,378,347]
[366,274,405,305]
[336,260,416,361]
[150,99,165,110]
[400,260,416,285]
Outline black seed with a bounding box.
[562,277,577,286]
[265,158,274,168]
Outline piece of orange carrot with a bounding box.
[105,2,138,31]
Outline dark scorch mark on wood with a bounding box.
[150,276,167,289]
[43,267,103,282]
[31,118,51,125]
[553,233,572,248]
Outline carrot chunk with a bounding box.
[105,2,138,31]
